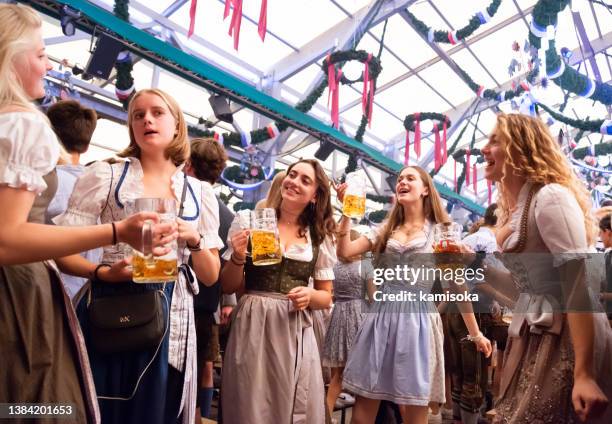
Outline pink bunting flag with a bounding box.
[404,130,410,165]
[188,0,197,38]
[328,66,342,129]
[228,0,243,50]
[361,54,376,127]
[414,113,421,159]
[224,0,231,19]
[442,119,448,164]
[465,149,471,185]
[472,164,478,193]
[258,0,267,41]
[433,123,441,172]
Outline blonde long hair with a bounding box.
[0,4,43,112]
[373,166,449,255]
[118,89,190,165]
[494,113,596,245]
[256,170,286,209]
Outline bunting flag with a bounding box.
[239,131,251,149]
[226,0,243,50]
[433,123,441,172]
[414,112,421,158]
[487,179,493,204]
[188,0,198,38]
[447,31,459,45]
[466,149,471,185]
[454,160,457,192]
[442,119,448,165]
[258,0,267,41]
[601,119,612,135]
[361,54,376,127]
[327,61,342,128]
[404,130,410,165]
[473,164,478,193]
[266,123,280,139]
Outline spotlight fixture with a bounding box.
[60,5,81,37]
[314,140,335,161]
[208,94,234,124]
[71,65,83,76]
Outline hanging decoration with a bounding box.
[188,0,197,38]
[528,0,612,105]
[404,0,502,45]
[223,0,268,50]
[321,51,381,129]
[403,113,451,167]
[113,0,135,108]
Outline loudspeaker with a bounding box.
[85,34,124,79]
[385,174,397,190]
[208,95,234,124]
[314,140,335,161]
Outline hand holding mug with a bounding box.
[230,229,250,262]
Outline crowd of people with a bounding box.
[1,4,611,424]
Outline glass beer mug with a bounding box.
[250,208,282,266]
[131,198,178,283]
[433,222,463,274]
[342,171,366,219]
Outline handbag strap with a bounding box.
[178,172,188,219]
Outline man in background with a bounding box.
[185,137,236,421]
[45,100,101,298]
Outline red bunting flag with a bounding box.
[473,164,477,193]
[466,149,471,185]
[327,65,342,129]
[414,113,421,159]
[442,119,448,164]
[226,0,243,50]
[188,0,197,38]
[404,130,410,165]
[258,0,267,41]
[433,123,441,172]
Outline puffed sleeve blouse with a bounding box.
[0,111,60,193]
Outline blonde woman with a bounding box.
[0,5,176,423]
[255,170,286,209]
[55,89,223,424]
[481,113,611,423]
[336,166,492,424]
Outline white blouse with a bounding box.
[223,215,337,280]
[0,111,60,194]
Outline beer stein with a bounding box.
[250,208,282,266]
[131,198,178,283]
[342,171,366,219]
[433,222,463,276]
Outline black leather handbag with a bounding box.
[88,288,167,354]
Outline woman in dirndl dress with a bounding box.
[336,166,492,424]
[220,159,337,424]
[482,113,611,423]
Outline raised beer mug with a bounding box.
[132,198,178,283]
[433,222,462,253]
[250,208,282,266]
[342,171,366,219]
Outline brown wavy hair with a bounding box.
[269,159,336,246]
[373,166,449,255]
[118,88,190,166]
[493,113,596,245]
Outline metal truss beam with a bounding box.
[340,6,536,114]
[269,0,418,82]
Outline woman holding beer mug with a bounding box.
[481,113,610,423]
[0,5,177,423]
[54,88,223,424]
[219,159,337,423]
[335,166,491,424]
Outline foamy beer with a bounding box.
[250,208,282,266]
[132,198,178,283]
[433,222,463,272]
[342,171,366,218]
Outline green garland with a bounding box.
[529,0,611,105]
[403,112,451,131]
[113,0,134,108]
[320,50,382,84]
[368,209,388,224]
[573,143,612,160]
[405,0,502,44]
[536,102,604,132]
[233,201,256,212]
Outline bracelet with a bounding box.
[111,222,117,245]
[186,234,203,252]
[465,331,485,343]
[230,253,246,266]
[93,263,112,282]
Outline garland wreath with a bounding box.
[113,0,135,108]
[405,0,502,45]
[403,113,451,172]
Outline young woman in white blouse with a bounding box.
[54,88,223,424]
[220,159,337,423]
[0,5,176,423]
